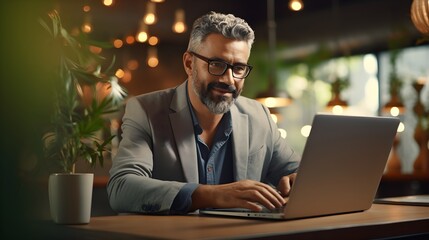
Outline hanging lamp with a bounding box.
[255,0,292,108]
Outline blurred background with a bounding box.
[54,0,429,175]
[53,0,429,160]
[1,0,428,236]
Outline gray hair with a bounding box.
[187,11,255,52]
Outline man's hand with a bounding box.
[277,173,297,197]
[191,180,286,212]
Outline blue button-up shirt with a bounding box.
[170,87,234,214]
[194,110,233,185]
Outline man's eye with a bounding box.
[234,65,246,72]
[210,61,225,68]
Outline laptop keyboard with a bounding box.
[203,203,286,214]
[261,206,285,213]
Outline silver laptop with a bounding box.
[200,114,400,220]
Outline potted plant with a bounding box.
[40,11,126,224]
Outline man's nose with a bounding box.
[218,68,235,85]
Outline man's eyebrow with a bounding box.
[207,56,226,61]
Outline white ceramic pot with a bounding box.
[48,173,94,224]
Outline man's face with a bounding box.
[188,34,251,114]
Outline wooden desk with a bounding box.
[46,204,429,239]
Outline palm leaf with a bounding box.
[41,10,126,173]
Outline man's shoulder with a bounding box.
[234,96,274,134]
[235,96,267,113]
[132,82,185,104]
[127,81,187,114]
[134,86,177,101]
[128,91,171,112]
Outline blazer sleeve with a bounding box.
[107,97,186,214]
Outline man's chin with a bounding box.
[203,97,234,114]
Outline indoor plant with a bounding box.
[40,11,126,224]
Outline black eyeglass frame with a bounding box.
[188,51,253,80]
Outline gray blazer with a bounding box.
[107,80,300,214]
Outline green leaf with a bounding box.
[105,55,117,74]
[71,68,103,85]
[38,18,53,37]
[41,10,127,173]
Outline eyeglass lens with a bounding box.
[190,51,251,79]
[208,61,249,78]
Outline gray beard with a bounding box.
[190,73,239,114]
[202,94,234,114]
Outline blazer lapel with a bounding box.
[231,104,249,181]
[169,81,199,183]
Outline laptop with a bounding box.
[200,114,400,220]
[374,195,429,206]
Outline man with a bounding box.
[107,12,300,215]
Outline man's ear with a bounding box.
[183,52,193,76]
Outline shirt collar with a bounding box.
[186,84,203,135]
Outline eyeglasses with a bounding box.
[189,51,252,80]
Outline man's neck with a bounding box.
[188,83,223,148]
[190,95,223,131]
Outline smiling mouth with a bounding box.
[212,87,233,94]
[209,82,236,92]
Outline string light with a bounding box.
[289,0,304,11]
[172,9,187,33]
[121,70,132,83]
[136,20,149,43]
[89,45,102,54]
[80,3,92,33]
[115,69,125,78]
[81,13,92,33]
[137,31,148,42]
[82,5,91,12]
[113,39,123,48]
[103,0,114,7]
[147,47,159,67]
[301,125,312,138]
[148,36,159,46]
[127,59,139,70]
[144,2,157,25]
[125,35,135,45]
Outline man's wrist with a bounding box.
[190,184,215,210]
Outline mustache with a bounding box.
[207,82,237,94]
